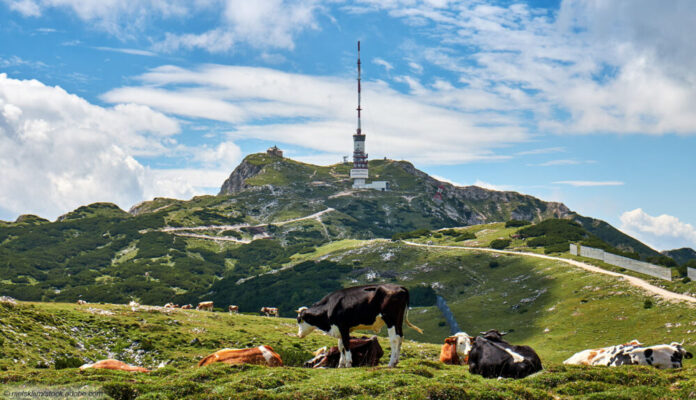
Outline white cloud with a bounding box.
[3,0,320,50]
[535,159,595,167]
[154,0,322,52]
[0,73,233,221]
[431,174,463,187]
[620,208,696,251]
[473,179,513,191]
[408,62,423,74]
[553,180,623,187]
[373,58,394,73]
[93,46,157,57]
[516,147,565,156]
[359,0,696,136]
[102,64,529,165]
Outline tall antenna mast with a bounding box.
[357,40,362,135]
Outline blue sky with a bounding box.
[1,0,695,251]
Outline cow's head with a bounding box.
[296,307,316,338]
[480,329,505,342]
[670,342,693,359]
[454,332,474,360]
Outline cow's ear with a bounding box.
[685,352,693,359]
[445,337,457,344]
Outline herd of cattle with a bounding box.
[74,284,693,379]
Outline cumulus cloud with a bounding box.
[153,0,323,52]
[102,64,528,164]
[620,208,696,251]
[2,0,320,50]
[352,0,696,136]
[0,74,234,221]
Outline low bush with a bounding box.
[454,232,475,242]
[490,239,511,250]
[505,219,531,228]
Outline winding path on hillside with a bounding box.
[402,241,696,305]
[157,208,336,243]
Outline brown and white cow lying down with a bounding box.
[198,346,283,367]
[304,336,384,368]
[80,359,149,372]
[565,340,693,369]
[440,332,474,365]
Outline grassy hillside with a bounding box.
[1,300,695,399]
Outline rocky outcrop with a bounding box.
[219,160,265,195]
[393,160,570,223]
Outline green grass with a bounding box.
[1,300,695,399]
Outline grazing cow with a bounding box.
[296,284,423,368]
[564,340,643,366]
[467,330,542,379]
[181,304,193,309]
[196,301,213,311]
[228,305,239,313]
[565,341,693,369]
[80,359,149,373]
[260,307,278,317]
[198,346,283,367]
[304,336,384,368]
[77,300,87,305]
[440,332,474,365]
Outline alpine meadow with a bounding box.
[2,1,696,399]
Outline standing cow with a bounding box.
[260,307,278,317]
[296,284,423,368]
[196,301,213,311]
[467,330,542,379]
[229,305,239,314]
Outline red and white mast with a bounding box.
[351,41,368,186]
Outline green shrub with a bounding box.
[392,228,432,241]
[454,232,475,242]
[489,239,511,250]
[643,300,653,309]
[55,355,83,369]
[409,286,437,306]
[505,219,531,228]
[518,219,584,240]
[298,247,316,254]
[489,261,499,268]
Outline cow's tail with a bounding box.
[405,307,423,334]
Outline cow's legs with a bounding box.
[338,330,352,368]
[387,326,403,367]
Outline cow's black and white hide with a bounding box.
[296,284,422,368]
[467,329,543,379]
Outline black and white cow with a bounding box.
[296,284,423,368]
[627,343,693,369]
[565,340,693,369]
[467,329,543,379]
